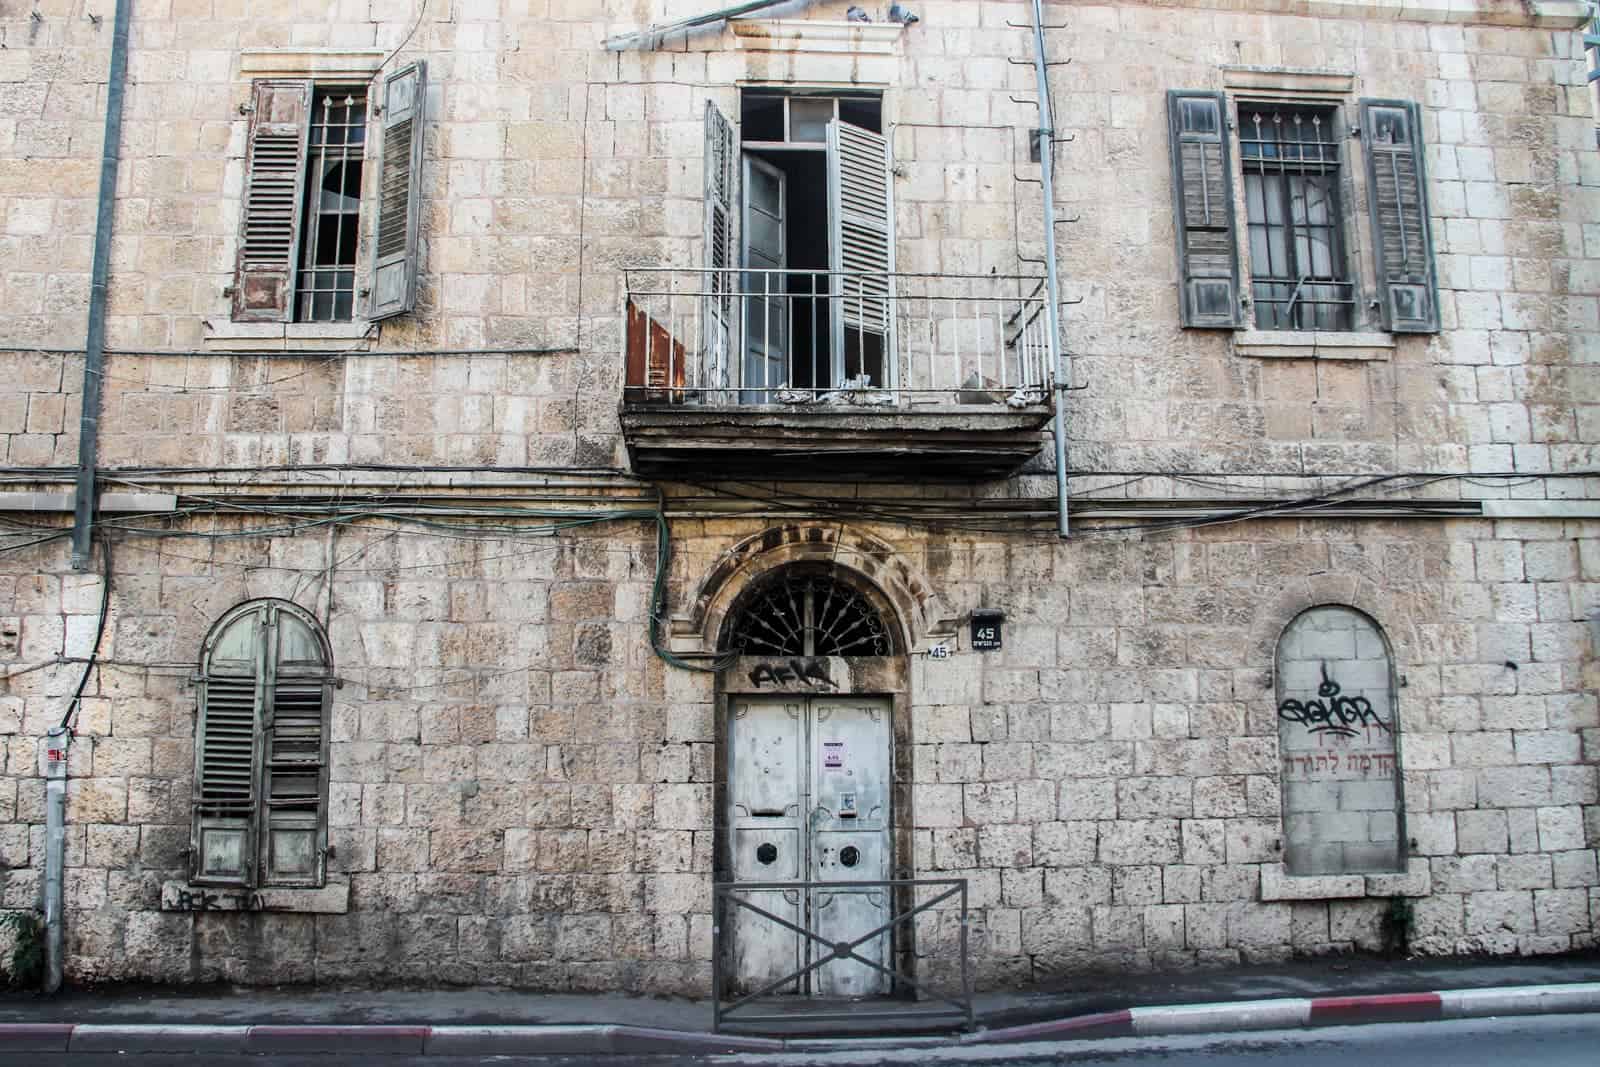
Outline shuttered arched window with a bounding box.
[191,600,333,888]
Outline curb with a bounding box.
[3,982,1597,1055]
[972,981,1600,1045]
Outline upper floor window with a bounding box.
[1168,90,1439,334]
[231,62,426,325]
[1238,103,1352,332]
[191,599,333,889]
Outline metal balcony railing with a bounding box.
[623,269,1052,408]
[712,877,973,1034]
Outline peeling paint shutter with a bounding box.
[191,611,263,886]
[233,80,313,323]
[260,609,332,886]
[1360,99,1439,333]
[369,61,427,322]
[703,100,736,390]
[1167,91,1242,329]
[827,119,896,382]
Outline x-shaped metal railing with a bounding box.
[712,877,973,1033]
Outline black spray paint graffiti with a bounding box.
[170,888,265,912]
[1277,662,1391,738]
[748,658,837,690]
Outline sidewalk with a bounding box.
[1,952,1597,1054]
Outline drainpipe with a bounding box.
[71,0,131,570]
[1029,0,1070,538]
[42,726,69,993]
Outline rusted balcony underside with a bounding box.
[620,400,1053,480]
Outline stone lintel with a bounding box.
[1222,66,1356,95]
[160,881,350,914]
[238,49,387,79]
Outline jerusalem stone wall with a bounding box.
[0,513,1593,988]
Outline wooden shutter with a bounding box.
[1360,99,1439,333]
[368,61,427,321]
[703,100,736,390]
[827,119,896,382]
[1167,90,1242,328]
[260,608,332,886]
[232,80,313,323]
[191,609,263,887]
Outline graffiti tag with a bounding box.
[170,888,265,912]
[748,658,837,690]
[1277,662,1391,738]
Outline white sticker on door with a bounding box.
[822,741,846,770]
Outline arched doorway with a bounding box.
[717,562,908,1000]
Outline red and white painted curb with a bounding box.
[969,982,1600,1045]
[0,983,1595,1055]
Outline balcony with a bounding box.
[619,269,1055,480]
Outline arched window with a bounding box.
[724,566,893,657]
[1276,606,1404,875]
[191,600,333,888]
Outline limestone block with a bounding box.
[1457,808,1510,853]
[1181,819,1227,866]
[1538,805,1587,850]
[1034,821,1097,867]
[1098,819,1181,866]
[1552,850,1599,888]
[1365,858,1433,897]
[1533,888,1591,936]
[1463,890,1536,935]
[1260,863,1365,901]
[1478,765,1552,807]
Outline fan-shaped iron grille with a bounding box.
[727,570,891,657]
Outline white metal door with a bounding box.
[741,154,788,402]
[727,695,891,998]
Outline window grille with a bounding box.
[1238,104,1352,332]
[296,89,367,323]
[726,569,891,657]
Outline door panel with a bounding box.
[742,153,788,401]
[727,695,891,998]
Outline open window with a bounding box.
[701,90,893,401]
[231,62,425,325]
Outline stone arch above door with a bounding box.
[671,524,953,657]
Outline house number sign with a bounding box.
[971,611,1003,651]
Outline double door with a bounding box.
[727,696,891,998]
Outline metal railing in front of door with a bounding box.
[711,876,973,1034]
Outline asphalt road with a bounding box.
[3,1014,1596,1065]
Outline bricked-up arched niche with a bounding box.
[1276,605,1405,875]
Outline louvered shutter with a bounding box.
[827,119,896,384]
[1360,99,1439,333]
[260,608,332,886]
[232,80,313,323]
[369,61,427,321]
[1167,91,1243,328]
[191,610,264,886]
[703,100,736,391]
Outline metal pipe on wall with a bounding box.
[1029,0,1071,538]
[71,0,132,571]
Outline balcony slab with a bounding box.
[620,400,1053,480]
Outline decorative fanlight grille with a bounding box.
[727,570,890,657]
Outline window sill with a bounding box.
[202,320,376,352]
[1232,330,1395,361]
[1260,860,1430,902]
[160,880,350,914]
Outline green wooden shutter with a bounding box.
[1167,90,1243,328]
[1360,99,1439,333]
[703,100,736,390]
[191,610,264,886]
[368,60,427,321]
[260,607,332,886]
[232,80,313,323]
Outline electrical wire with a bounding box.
[57,533,112,733]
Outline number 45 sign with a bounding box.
[971,610,1003,652]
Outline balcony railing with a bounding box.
[623,268,1053,408]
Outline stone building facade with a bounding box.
[0,0,1596,995]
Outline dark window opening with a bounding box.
[297,88,367,323]
[1238,103,1352,332]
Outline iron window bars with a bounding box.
[296,88,367,323]
[1238,104,1353,332]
